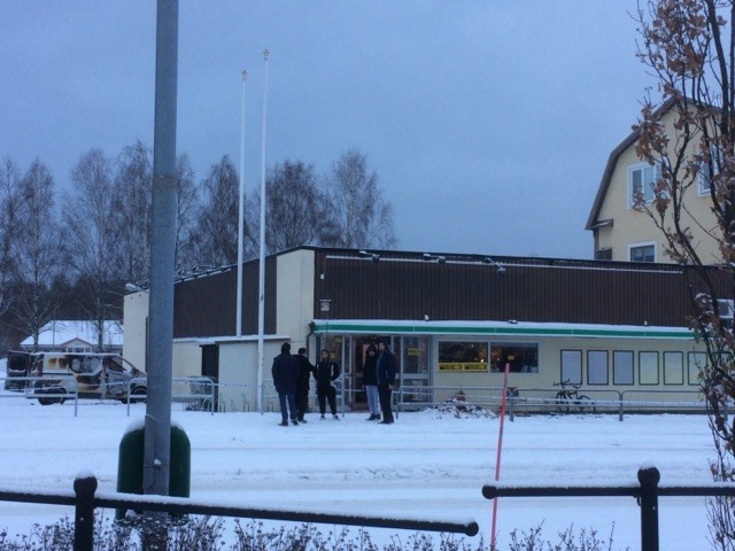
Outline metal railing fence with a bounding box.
[124,376,217,416]
[0,473,479,551]
[396,384,710,421]
[4,375,718,421]
[0,375,219,417]
[483,466,735,551]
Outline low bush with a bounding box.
[0,516,625,551]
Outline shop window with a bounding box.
[438,341,488,372]
[639,351,659,385]
[587,350,608,385]
[687,352,706,385]
[560,350,582,384]
[664,352,684,385]
[613,351,634,385]
[491,343,538,373]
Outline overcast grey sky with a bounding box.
[1,2,653,260]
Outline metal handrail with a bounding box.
[482,466,735,551]
[0,375,81,416]
[0,473,479,551]
[395,384,709,421]
[125,376,217,416]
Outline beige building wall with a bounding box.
[122,291,148,371]
[123,290,202,379]
[598,109,721,263]
[217,341,255,412]
[275,248,315,350]
[171,340,202,378]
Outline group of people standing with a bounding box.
[271,340,397,426]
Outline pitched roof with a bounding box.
[585,97,677,231]
[20,320,123,348]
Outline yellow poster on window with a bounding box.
[439,362,487,372]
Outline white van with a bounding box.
[28,352,146,405]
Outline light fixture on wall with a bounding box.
[319,298,331,338]
[358,250,380,263]
[482,257,506,276]
[422,253,446,264]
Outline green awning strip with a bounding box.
[311,321,693,340]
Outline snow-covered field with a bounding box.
[0,387,717,549]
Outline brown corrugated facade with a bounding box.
[170,247,728,337]
[313,251,710,327]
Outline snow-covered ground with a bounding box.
[0,386,717,549]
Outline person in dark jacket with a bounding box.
[313,349,341,419]
[293,347,314,423]
[376,340,397,424]
[272,342,299,426]
[361,343,381,421]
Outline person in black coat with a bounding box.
[313,349,341,419]
[293,347,314,423]
[376,340,397,424]
[272,342,299,426]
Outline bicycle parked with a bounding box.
[554,380,595,414]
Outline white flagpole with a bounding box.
[236,68,247,338]
[256,49,269,411]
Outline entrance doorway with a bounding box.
[348,336,381,410]
[400,336,431,404]
[317,334,432,409]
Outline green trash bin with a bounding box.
[116,424,191,520]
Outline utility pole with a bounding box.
[144,0,178,498]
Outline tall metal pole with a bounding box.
[236,69,247,337]
[144,0,178,497]
[256,49,269,411]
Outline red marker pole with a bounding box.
[490,362,510,550]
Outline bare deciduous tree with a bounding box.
[113,140,152,283]
[0,157,24,318]
[190,155,254,268]
[65,149,122,350]
[327,148,396,249]
[10,159,63,350]
[260,160,335,253]
[634,2,735,547]
[174,153,199,272]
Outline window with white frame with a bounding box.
[628,163,656,207]
[699,161,714,196]
[629,242,656,263]
[698,144,720,196]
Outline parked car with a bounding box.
[27,352,146,405]
[3,351,31,391]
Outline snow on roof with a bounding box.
[20,320,123,348]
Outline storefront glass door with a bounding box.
[400,336,431,404]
